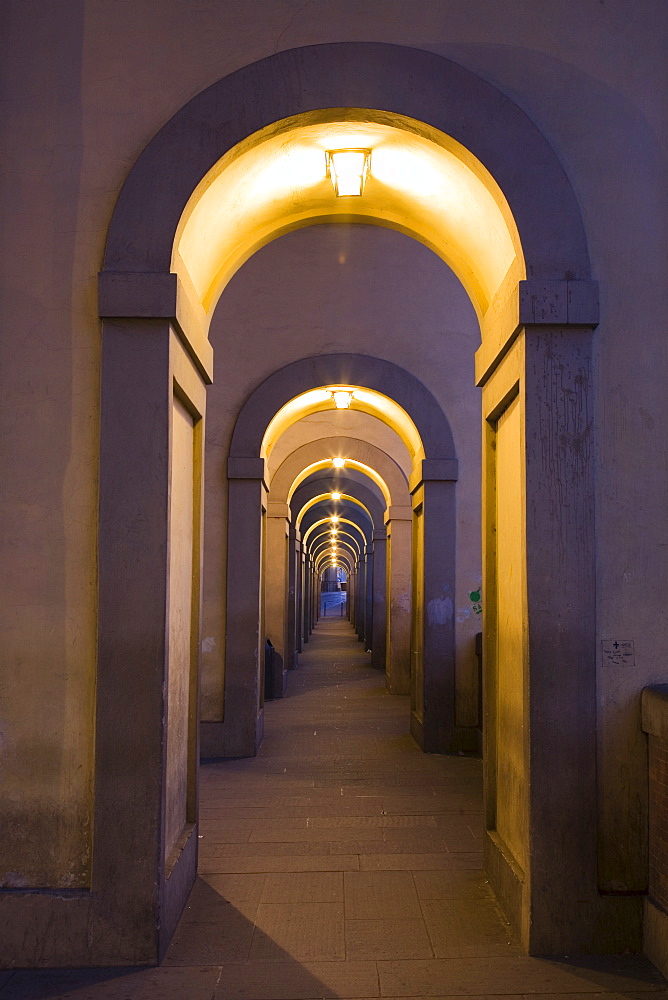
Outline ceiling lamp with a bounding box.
[326,149,371,197]
[332,457,346,469]
[331,389,353,409]
[330,492,342,500]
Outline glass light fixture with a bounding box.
[330,492,342,500]
[331,390,353,409]
[332,457,346,468]
[326,149,371,197]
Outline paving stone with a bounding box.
[377,956,666,996]
[198,872,267,904]
[249,825,382,843]
[421,898,521,958]
[346,917,434,960]
[199,853,360,874]
[162,902,256,964]
[0,966,222,999]
[344,871,423,919]
[214,956,379,996]
[359,853,481,871]
[250,901,345,960]
[261,871,344,903]
[412,870,495,901]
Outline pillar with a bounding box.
[288,527,299,664]
[264,502,290,664]
[409,460,459,754]
[210,455,267,757]
[385,506,412,694]
[478,281,637,953]
[371,529,387,671]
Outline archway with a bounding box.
[221,354,458,760]
[270,437,412,691]
[92,42,601,964]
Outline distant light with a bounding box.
[330,516,339,523]
[326,149,371,197]
[332,457,346,469]
[330,528,338,535]
[330,492,342,500]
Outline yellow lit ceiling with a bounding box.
[261,386,422,462]
[173,109,524,323]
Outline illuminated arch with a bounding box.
[103,42,592,341]
[230,354,455,470]
[270,437,409,508]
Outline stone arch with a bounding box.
[92,41,601,964]
[225,352,457,761]
[270,437,409,508]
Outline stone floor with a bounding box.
[2,617,666,999]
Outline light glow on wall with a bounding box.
[173,109,524,321]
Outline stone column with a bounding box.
[477,281,630,954]
[264,502,290,665]
[93,275,209,963]
[365,545,374,651]
[371,529,387,671]
[409,460,458,754]
[385,506,412,694]
[289,528,300,663]
[219,457,267,756]
[355,555,366,642]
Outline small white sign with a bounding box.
[601,640,635,667]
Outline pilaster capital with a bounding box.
[476,278,599,386]
[266,502,291,520]
[228,456,268,489]
[98,269,212,382]
[409,458,458,494]
[384,504,413,523]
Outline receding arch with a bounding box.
[93,39,603,965]
[271,437,409,508]
[230,354,456,468]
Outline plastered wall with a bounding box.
[0,0,665,891]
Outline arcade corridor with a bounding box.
[2,620,665,998]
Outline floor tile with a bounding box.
[213,959,378,998]
[346,917,433,960]
[250,901,345,960]
[359,853,480,871]
[162,902,256,964]
[261,871,344,903]
[412,870,495,901]
[377,956,665,996]
[344,871,422,919]
[199,853,360,873]
[0,966,222,999]
[421,898,520,958]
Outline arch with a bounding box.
[230,353,456,467]
[270,437,409,508]
[93,40,602,964]
[103,42,591,308]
